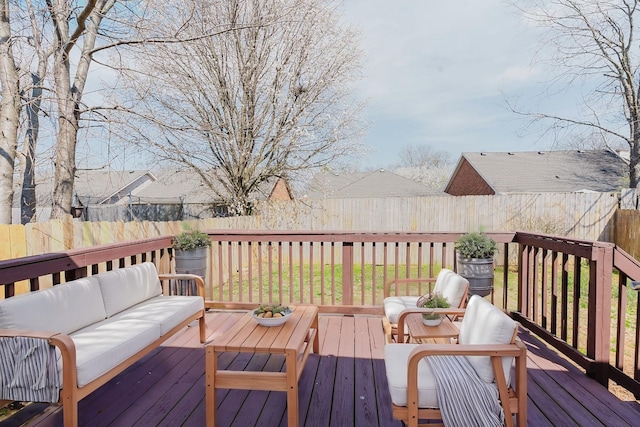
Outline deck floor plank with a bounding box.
[14,311,640,427]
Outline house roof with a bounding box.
[74,170,156,205]
[305,169,445,199]
[445,150,628,194]
[72,169,287,206]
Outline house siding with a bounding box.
[446,159,494,196]
[268,178,293,201]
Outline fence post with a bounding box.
[588,244,613,387]
[342,241,354,305]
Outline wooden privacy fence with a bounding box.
[0,192,622,261]
[615,209,640,260]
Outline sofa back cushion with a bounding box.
[98,262,162,317]
[0,276,106,334]
[458,295,517,383]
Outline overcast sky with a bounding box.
[342,0,558,169]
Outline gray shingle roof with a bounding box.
[305,169,445,198]
[73,169,282,205]
[449,150,628,193]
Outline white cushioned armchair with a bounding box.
[384,295,527,427]
[383,268,469,343]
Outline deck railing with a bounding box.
[1,230,640,396]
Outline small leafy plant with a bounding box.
[455,232,497,259]
[417,292,450,320]
[172,229,211,251]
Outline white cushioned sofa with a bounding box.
[0,262,206,427]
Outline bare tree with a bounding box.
[48,0,117,219]
[111,0,365,215]
[393,144,451,190]
[0,0,22,223]
[18,0,53,224]
[512,0,640,188]
[396,145,450,169]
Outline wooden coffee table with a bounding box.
[205,305,319,427]
[396,309,464,343]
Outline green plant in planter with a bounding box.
[455,232,497,259]
[172,229,212,251]
[417,292,451,320]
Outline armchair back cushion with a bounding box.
[98,262,162,317]
[432,268,468,308]
[0,277,106,334]
[458,295,517,383]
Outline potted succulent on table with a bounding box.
[172,229,211,294]
[455,232,497,297]
[416,292,451,326]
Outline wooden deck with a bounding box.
[9,311,640,427]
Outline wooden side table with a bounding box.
[396,308,464,343]
[205,305,319,427]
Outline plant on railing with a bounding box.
[455,232,497,297]
[172,229,212,251]
[454,232,497,259]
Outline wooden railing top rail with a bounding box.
[515,231,614,259]
[0,236,172,285]
[202,230,517,244]
[613,246,640,280]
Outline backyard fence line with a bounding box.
[0,191,632,260]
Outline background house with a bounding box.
[444,150,629,196]
[304,169,445,199]
[74,169,293,221]
[12,169,293,223]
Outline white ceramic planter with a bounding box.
[422,316,443,326]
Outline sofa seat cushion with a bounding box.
[64,317,161,387]
[0,277,106,334]
[385,343,439,408]
[383,296,420,324]
[111,295,204,336]
[97,263,163,317]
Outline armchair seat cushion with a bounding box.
[383,296,420,324]
[385,343,439,408]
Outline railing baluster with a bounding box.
[550,251,559,335]
[331,242,335,306]
[572,255,581,348]
[320,242,325,306]
[278,242,283,303]
[371,242,377,305]
[342,241,353,305]
[541,249,549,328]
[258,242,263,302]
[360,243,365,305]
[561,253,570,342]
[289,243,294,303]
[238,242,243,302]
[299,242,304,303]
